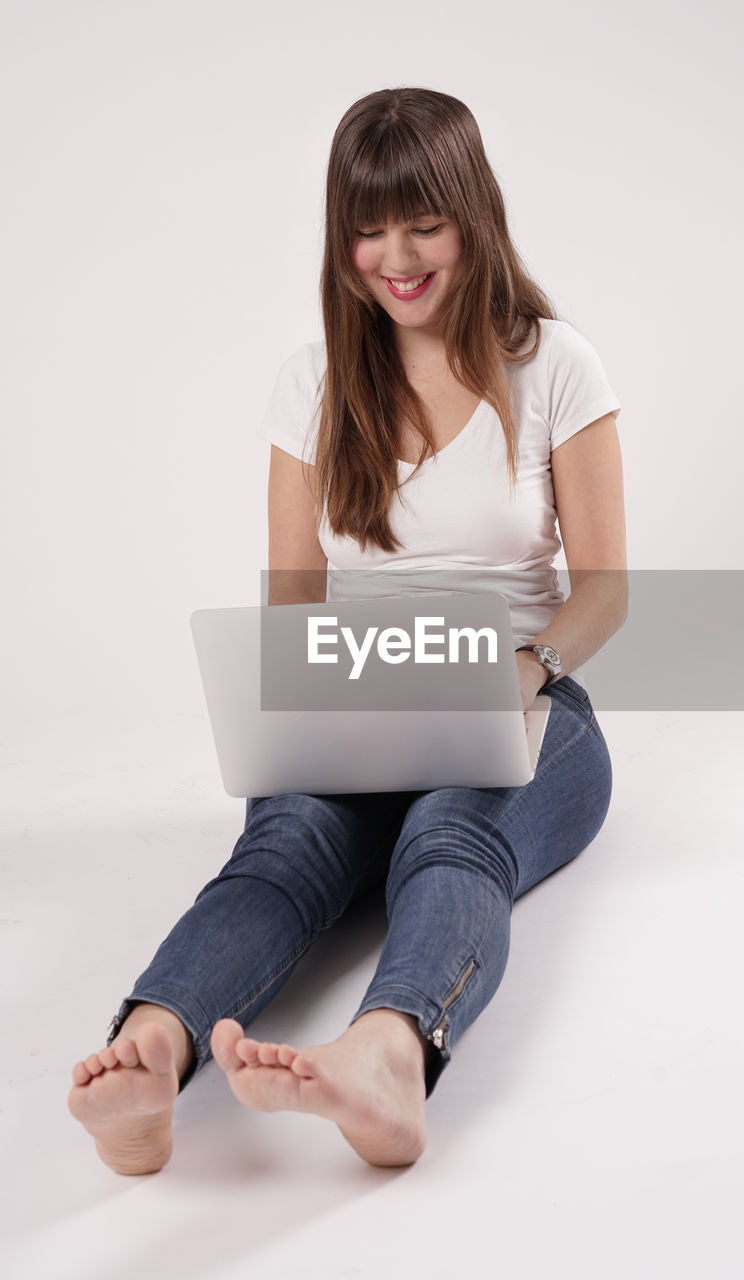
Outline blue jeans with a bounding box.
[108,677,612,1096]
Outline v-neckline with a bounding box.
[396,400,485,469]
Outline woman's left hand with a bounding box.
[515,650,548,715]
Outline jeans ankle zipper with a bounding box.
[107,1013,124,1043]
[427,958,477,1052]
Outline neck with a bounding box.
[393,323,448,371]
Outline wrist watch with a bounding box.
[516,644,562,686]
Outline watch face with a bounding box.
[543,647,560,665]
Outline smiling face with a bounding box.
[351,216,464,336]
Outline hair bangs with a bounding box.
[342,127,451,234]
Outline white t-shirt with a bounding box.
[257,318,621,646]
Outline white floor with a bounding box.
[2,709,742,1280]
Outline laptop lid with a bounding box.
[190,592,551,796]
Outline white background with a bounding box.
[1,2,742,1278]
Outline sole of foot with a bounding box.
[68,1022,179,1175]
[210,1017,427,1168]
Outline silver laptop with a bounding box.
[190,592,551,796]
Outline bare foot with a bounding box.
[211,1012,427,1167]
[68,1023,179,1174]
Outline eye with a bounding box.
[356,229,383,239]
[414,224,442,236]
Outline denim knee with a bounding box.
[205,792,364,932]
[385,786,520,905]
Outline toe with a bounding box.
[72,1061,91,1085]
[277,1043,298,1067]
[211,1019,245,1074]
[137,1025,177,1077]
[290,1050,319,1079]
[85,1053,105,1076]
[257,1042,281,1067]
[112,1037,140,1069]
[98,1046,118,1070]
[236,1038,261,1066]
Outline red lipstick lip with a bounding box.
[381,272,436,301]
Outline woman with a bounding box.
[68,87,627,1175]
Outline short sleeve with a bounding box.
[546,322,621,451]
[257,344,322,463]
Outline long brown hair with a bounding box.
[316,87,558,552]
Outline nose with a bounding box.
[383,228,422,276]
